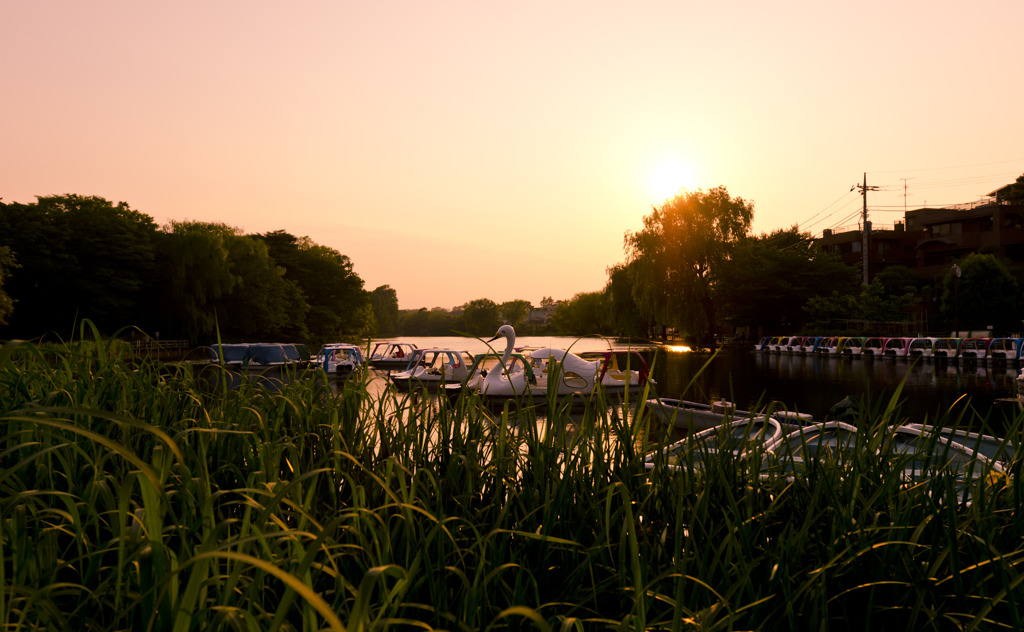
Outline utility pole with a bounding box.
[900,177,914,213]
[852,173,880,285]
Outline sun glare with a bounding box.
[648,160,696,203]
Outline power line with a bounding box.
[796,190,857,227]
[807,197,860,231]
[897,173,1018,190]
[825,207,864,232]
[869,157,1024,176]
[798,164,1023,240]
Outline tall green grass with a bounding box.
[1,326,1023,630]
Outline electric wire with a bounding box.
[776,161,1022,241]
[869,157,1024,176]
[796,190,858,229]
[812,163,1024,238]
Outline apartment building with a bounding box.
[817,187,1024,283]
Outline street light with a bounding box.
[951,264,962,337]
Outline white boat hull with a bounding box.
[645,398,815,434]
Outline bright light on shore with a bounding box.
[666,344,691,353]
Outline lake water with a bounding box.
[370,336,1024,429]
[660,347,1021,426]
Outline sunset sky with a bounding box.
[4,2,1024,310]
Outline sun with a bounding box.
[647,160,696,203]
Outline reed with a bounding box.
[1,327,1023,630]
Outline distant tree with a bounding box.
[0,195,158,337]
[155,222,238,339]
[499,299,533,330]
[0,246,17,326]
[854,265,925,324]
[258,231,309,339]
[855,277,918,323]
[0,202,66,329]
[551,291,611,335]
[803,291,857,329]
[605,262,651,337]
[625,187,753,346]
[157,223,293,340]
[873,265,928,298]
[219,231,304,340]
[941,253,1020,333]
[716,227,859,333]
[1000,173,1024,206]
[401,308,431,336]
[804,267,922,330]
[156,224,220,338]
[55,195,159,332]
[369,285,400,336]
[301,243,368,338]
[462,299,501,335]
[156,222,310,341]
[401,307,460,336]
[347,302,377,339]
[258,231,368,340]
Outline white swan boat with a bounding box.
[460,325,604,409]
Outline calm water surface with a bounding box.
[377,336,1023,428]
[660,348,1020,426]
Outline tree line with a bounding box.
[3,185,1024,347]
[0,195,374,345]
[0,196,569,344]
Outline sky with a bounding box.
[4,1,1024,310]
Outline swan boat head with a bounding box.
[482,324,529,394]
[482,325,601,398]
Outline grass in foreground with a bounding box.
[1,331,1023,630]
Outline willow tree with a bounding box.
[624,186,753,345]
